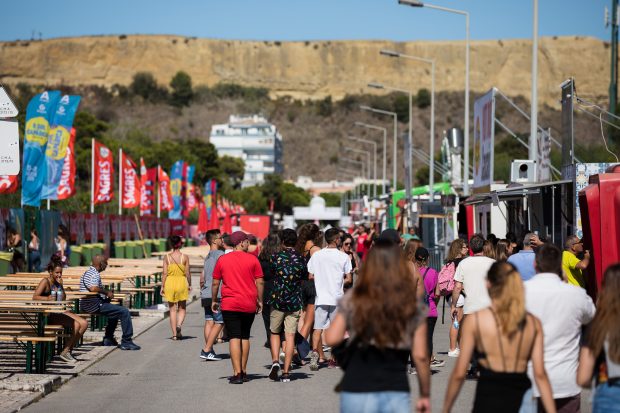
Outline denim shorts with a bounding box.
[593,381,620,413]
[202,298,223,324]
[340,391,410,413]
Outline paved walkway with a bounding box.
[20,300,592,413]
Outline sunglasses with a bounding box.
[343,242,352,246]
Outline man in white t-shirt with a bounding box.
[522,243,595,412]
[451,234,495,316]
[307,227,352,370]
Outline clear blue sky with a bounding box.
[0,0,612,42]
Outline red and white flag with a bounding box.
[121,152,140,208]
[56,128,76,200]
[0,175,18,194]
[93,140,114,204]
[140,158,157,216]
[158,167,173,212]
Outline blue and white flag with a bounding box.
[41,94,81,200]
[21,91,61,207]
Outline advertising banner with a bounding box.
[0,175,18,194]
[158,167,173,212]
[42,95,81,200]
[208,180,219,230]
[21,91,61,206]
[169,160,184,219]
[185,165,196,214]
[574,163,610,239]
[537,129,552,183]
[473,88,496,193]
[70,213,84,244]
[140,159,157,216]
[110,214,120,241]
[84,213,98,243]
[121,152,140,208]
[93,140,114,205]
[56,128,76,200]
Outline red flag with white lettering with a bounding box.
[56,128,76,200]
[121,152,140,208]
[158,167,173,212]
[0,175,18,194]
[93,140,114,205]
[140,159,157,216]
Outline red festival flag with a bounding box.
[121,152,140,208]
[158,167,173,212]
[208,180,219,230]
[93,140,114,205]
[0,175,18,194]
[140,159,157,216]
[56,128,76,200]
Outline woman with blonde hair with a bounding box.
[482,240,497,260]
[326,241,430,413]
[162,235,191,340]
[443,261,556,413]
[577,263,620,412]
[404,238,423,262]
[495,239,512,261]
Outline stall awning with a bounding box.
[461,180,572,206]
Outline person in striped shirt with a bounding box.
[80,255,140,350]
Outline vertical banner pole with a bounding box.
[90,138,95,214]
[118,148,122,215]
[46,199,50,210]
[157,165,161,218]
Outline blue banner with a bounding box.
[169,160,184,220]
[21,91,61,207]
[205,179,212,218]
[41,95,81,200]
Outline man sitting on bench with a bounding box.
[80,255,141,350]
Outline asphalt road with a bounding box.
[21,300,591,413]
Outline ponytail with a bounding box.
[47,253,64,273]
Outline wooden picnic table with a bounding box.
[0,301,71,373]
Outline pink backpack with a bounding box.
[437,262,456,296]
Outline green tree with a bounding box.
[416,88,431,109]
[319,192,342,207]
[130,72,167,102]
[234,186,267,214]
[392,94,409,123]
[169,71,193,107]
[317,95,333,117]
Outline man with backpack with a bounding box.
[414,247,445,369]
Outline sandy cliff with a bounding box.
[0,35,610,106]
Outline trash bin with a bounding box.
[0,252,13,276]
[92,243,104,257]
[114,241,126,259]
[157,238,167,252]
[81,244,94,266]
[143,240,152,257]
[125,241,135,259]
[134,241,145,259]
[69,246,82,267]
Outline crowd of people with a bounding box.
[192,224,619,413]
[27,223,619,412]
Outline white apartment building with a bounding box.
[209,115,283,187]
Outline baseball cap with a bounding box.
[230,231,249,246]
[414,247,429,261]
[377,229,401,245]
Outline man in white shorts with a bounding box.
[307,227,352,370]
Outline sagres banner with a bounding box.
[473,88,496,193]
[42,94,81,200]
[21,91,61,206]
[93,140,114,204]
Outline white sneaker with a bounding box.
[279,351,285,365]
[447,349,460,358]
[407,366,417,375]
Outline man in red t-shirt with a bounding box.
[212,231,264,384]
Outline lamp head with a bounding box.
[380,49,400,58]
[353,121,365,127]
[398,0,424,6]
[359,105,372,111]
[367,82,384,89]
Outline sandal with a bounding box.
[171,335,178,341]
[176,326,182,340]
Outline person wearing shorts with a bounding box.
[200,229,225,361]
[266,229,307,382]
[307,228,352,370]
[212,231,264,384]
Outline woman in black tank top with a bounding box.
[442,262,556,413]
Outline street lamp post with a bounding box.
[398,0,470,195]
[353,122,386,194]
[367,82,414,188]
[347,135,377,198]
[345,147,372,197]
[380,49,436,198]
[340,158,365,198]
[359,106,398,191]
